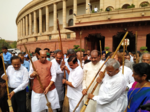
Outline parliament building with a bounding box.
[16,0,150,53]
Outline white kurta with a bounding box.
[51,59,64,101]
[29,62,60,112]
[93,72,127,112]
[83,61,106,112]
[67,66,83,112]
[119,66,135,110]
[119,66,134,88]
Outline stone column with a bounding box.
[20,20,22,37]
[100,0,104,10]
[26,16,28,36]
[53,3,57,32]
[46,6,49,32]
[34,11,37,34]
[29,13,32,35]
[63,0,67,28]
[73,0,77,25]
[86,0,90,14]
[39,8,42,33]
[23,17,25,37]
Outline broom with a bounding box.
[80,32,129,112]
[57,19,69,112]
[122,40,126,74]
[80,31,82,68]
[73,56,109,112]
[1,54,14,112]
[23,44,53,112]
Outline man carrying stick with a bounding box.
[29,50,60,112]
[62,55,83,112]
[1,56,29,112]
[82,50,106,112]
[51,51,65,112]
[88,59,127,112]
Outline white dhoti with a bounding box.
[69,98,82,112]
[31,89,60,112]
[84,81,100,112]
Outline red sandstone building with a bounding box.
[16,0,150,53]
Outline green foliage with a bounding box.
[92,10,95,13]
[140,2,149,7]
[0,39,11,52]
[73,45,79,49]
[10,41,17,48]
[73,45,85,52]
[100,9,103,11]
[105,47,110,50]
[143,50,149,53]
[140,46,147,50]
[105,7,112,11]
[127,4,135,8]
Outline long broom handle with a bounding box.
[122,40,126,74]
[1,54,10,99]
[82,69,106,107]
[80,31,82,68]
[100,40,102,59]
[23,44,50,103]
[135,31,138,63]
[2,54,14,112]
[75,31,129,112]
[57,19,67,79]
[73,56,109,112]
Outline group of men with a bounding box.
[0,45,150,112]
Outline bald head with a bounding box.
[39,50,47,63]
[76,52,83,60]
[141,53,150,64]
[91,50,99,65]
[91,50,98,57]
[40,50,46,55]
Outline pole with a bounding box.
[2,54,14,112]
[135,31,138,63]
[23,44,53,112]
[57,19,69,112]
[80,31,82,68]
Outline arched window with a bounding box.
[140,1,150,7]
[69,9,73,15]
[105,6,114,11]
[122,4,130,9]
[68,19,73,26]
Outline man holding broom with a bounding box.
[88,59,127,112]
[29,50,60,112]
[1,56,29,112]
[62,55,83,112]
[82,50,106,112]
[51,51,65,112]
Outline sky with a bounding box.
[0,0,32,41]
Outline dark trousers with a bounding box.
[0,92,9,112]
[9,88,26,112]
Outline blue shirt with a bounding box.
[22,60,30,71]
[64,58,80,80]
[3,52,12,65]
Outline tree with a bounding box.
[0,39,11,52]
[10,41,17,48]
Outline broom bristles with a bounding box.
[62,95,69,112]
[7,99,14,112]
[47,102,53,112]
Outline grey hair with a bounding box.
[106,58,120,70]
[139,53,150,63]
[67,49,76,54]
